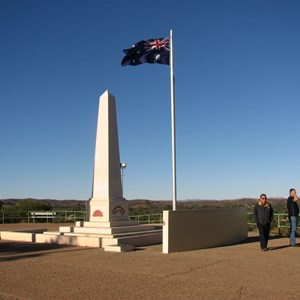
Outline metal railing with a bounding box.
[0,211,87,224]
[129,213,163,224]
[247,212,300,230]
[129,212,298,231]
[0,210,162,224]
[129,212,299,229]
[0,210,298,230]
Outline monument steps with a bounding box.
[76,220,139,228]
[104,244,134,252]
[0,225,162,251]
[56,225,162,249]
[102,231,162,248]
[35,233,102,247]
[68,224,156,235]
[44,228,162,239]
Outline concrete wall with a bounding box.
[0,231,36,242]
[163,208,248,253]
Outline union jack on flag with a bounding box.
[121,37,170,66]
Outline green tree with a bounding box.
[16,199,52,211]
[1,199,52,223]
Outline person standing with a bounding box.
[253,194,273,251]
[287,188,299,246]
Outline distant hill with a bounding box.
[0,197,288,214]
[0,199,86,210]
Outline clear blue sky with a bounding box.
[1,0,299,200]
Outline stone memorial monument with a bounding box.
[0,90,162,252]
[88,90,129,223]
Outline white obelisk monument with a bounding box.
[88,90,128,222]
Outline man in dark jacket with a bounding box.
[287,188,299,246]
[253,194,273,251]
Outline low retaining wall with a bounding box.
[0,231,36,242]
[163,208,248,253]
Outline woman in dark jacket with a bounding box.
[253,194,273,251]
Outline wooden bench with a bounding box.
[30,212,56,223]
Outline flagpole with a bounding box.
[170,29,177,211]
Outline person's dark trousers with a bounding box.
[257,223,271,249]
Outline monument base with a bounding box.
[88,198,128,222]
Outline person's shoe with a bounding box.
[263,248,268,251]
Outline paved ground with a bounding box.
[0,224,300,299]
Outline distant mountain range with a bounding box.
[0,197,288,213]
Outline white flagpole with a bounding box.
[170,29,177,211]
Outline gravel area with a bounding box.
[0,224,300,299]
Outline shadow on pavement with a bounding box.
[268,245,291,251]
[217,234,290,250]
[0,241,94,262]
[239,236,260,244]
[239,235,296,251]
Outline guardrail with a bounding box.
[247,212,300,236]
[129,213,163,224]
[0,210,299,230]
[129,212,299,232]
[0,211,163,224]
[247,212,300,229]
[0,211,87,224]
[0,211,162,224]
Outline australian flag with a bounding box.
[121,37,170,66]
